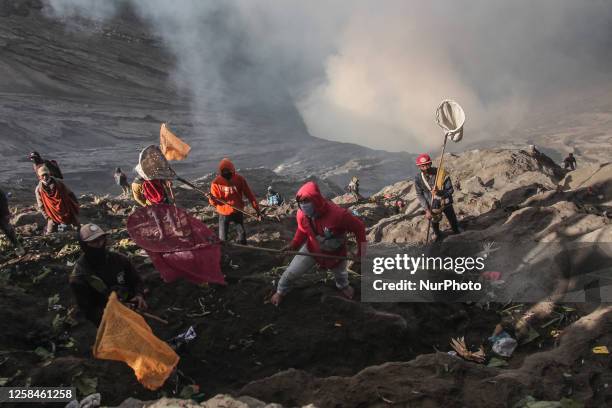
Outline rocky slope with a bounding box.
[362,148,610,244]
[465,84,612,169]
[0,148,610,408]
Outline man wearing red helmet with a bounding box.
[414,153,460,241]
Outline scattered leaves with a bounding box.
[179,384,200,399]
[592,346,609,354]
[32,267,52,284]
[56,243,80,258]
[47,293,60,310]
[0,370,21,386]
[72,371,98,396]
[34,346,54,361]
[450,337,486,363]
[117,238,136,249]
[487,357,509,368]
[258,324,275,334]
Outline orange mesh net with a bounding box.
[93,292,179,390]
[160,123,191,161]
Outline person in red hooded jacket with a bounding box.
[209,158,261,244]
[271,181,366,306]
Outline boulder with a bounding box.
[11,211,45,227]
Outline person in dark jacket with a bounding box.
[563,153,577,171]
[414,153,460,242]
[70,223,147,325]
[29,151,63,179]
[114,167,131,196]
[0,188,24,256]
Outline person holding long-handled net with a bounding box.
[416,99,466,243]
[414,153,460,242]
[127,137,369,293]
[270,181,366,306]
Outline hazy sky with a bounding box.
[47,0,612,152]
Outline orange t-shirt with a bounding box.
[209,173,258,215]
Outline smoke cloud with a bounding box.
[46,0,612,152]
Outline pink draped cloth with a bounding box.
[127,204,225,285]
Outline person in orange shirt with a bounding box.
[209,158,261,244]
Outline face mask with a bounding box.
[299,201,316,217]
[222,171,232,180]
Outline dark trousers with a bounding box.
[0,216,18,247]
[218,212,246,244]
[432,205,460,236]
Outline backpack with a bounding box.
[45,160,63,179]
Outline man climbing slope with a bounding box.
[114,167,131,197]
[271,181,366,306]
[209,158,261,245]
[70,223,147,325]
[35,166,80,234]
[563,153,577,171]
[414,153,460,242]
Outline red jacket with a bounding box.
[209,158,259,216]
[290,181,366,268]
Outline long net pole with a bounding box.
[425,134,449,244]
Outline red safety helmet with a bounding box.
[415,153,432,166]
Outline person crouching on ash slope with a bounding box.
[35,165,80,234]
[271,181,366,306]
[70,224,147,325]
[414,153,460,242]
